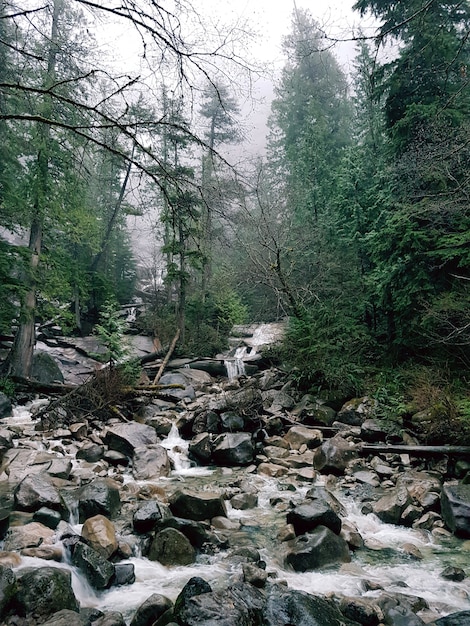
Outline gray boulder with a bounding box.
[441,484,470,537]
[92,612,127,626]
[286,502,342,536]
[36,609,87,626]
[169,489,227,522]
[435,610,470,625]
[148,527,196,566]
[133,500,173,534]
[313,435,359,474]
[14,472,63,513]
[104,423,158,458]
[263,586,360,626]
[0,564,15,620]
[72,542,115,589]
[69,478,121,522]
[130,593,173,626]
[32,350,64,384]
[189,433,213,464]
[0,393,12,419]
[132,444,170,480]
[10,567,78,620]
[284,525,351,571]
[372,486,411,525]
[212,432,254,466]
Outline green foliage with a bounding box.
[0,376,15,397]
[93,300,129,364]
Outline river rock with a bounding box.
[76,443,105,462]
[72,478,121,522]
[262,389,295,413]
[0,507,9,540]
[173,581,265,626]
[92,611,127,626]
[339,596,382,625]
[286,502,342,535]
[81,514,118,558]
[132,444,170,480]
[3,521,55,550]
[372,485,411,525]
[435,610,470,625]
[284,525,351,571]
[212,432,254,465]
[113,562,136,586]
[441,566,466,582]
[313,435,359,474]
[104,423,158,458]
[360,419,387,443]
[284,425,323,450]
[159,372,196,401]
[72,542,115,589]
[230,492,258,510]
[188,433,213,463]
[336,396,376,426]
[441,484,470,537]
[0,564,15,620]
[133,500,173,534]
[14,471,63,513]
[10,566,78,620]
[397,470,442,509]
[130,593,173,626]
[160,517,225,551]
[32,608,87,626]
[169,489,227,521]
[148,527,196,565]
[263,586,359,626]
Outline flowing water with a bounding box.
[3,397,470,623]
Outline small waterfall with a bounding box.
[224,346,247,380]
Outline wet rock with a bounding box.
[76,443,105,463]
[173,581,265,626]
[133,500,173,534]
[188,433,213,465]
[0,508,9,540]
[230,492,258,510]
[313,435,359,474]
[103,450,129,466]
[284,525,351,571]
[372,486,411,525]
[104,423,158,458]
[149,527,196,566]
[0,393,12,420]
[112,562,136,586]
[441,484,470,538]
[435,610,470,625]
[72,478,121,522]
[339,596,383,625]
[132,444,170,480]
[3,521,55,551]
[210,386,263,416]
[14,472,63,513]
[441,566,466,582]
[47,458,73,480]
[262,389,295,413]
[263,586,359,626]
[173,576,212,618]
[220,411,245,430]
[33,506,62,530]
[159,372,196,401]
[286,502,342,535]
[242,562,269,587]
[291,395,336,426]
[72,542,115,589]
[81,514,118,558]
[21,545,63,561]
[284,425,323,450]
[130,593,173,626]
[212,432,255,466]
[92,611,127,626]
[360,419,387,443]
[397,470,442,509]
[0,564,15,620]
[37,609,87,626]
[161,517,225,551]
[10,567,78,620]
[169,489,227,521]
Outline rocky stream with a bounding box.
[0,324,469,626]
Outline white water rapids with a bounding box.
[4,398,470,623]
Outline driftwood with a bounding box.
[361,444,470,459]
[152,328,180,385]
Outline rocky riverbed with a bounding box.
[0,363,469,626]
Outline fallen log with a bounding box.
[361,444,470,459]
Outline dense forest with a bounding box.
[0,0,469,415]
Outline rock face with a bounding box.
[441,484,470,537]
[285,525,351,571]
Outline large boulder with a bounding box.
[9,567,78,620]
[32,350,64,384]
[148,527,196,566]
[313,435,359,474]
[336,397,376,426]
[132,444,170,480]
[72,542,115,589]
[212,432,254,466]
[263,586,360,626]
[441,484,470,538]
[397,470,441,510]
[67,478,121,522]
[133,500,173,534]
[286,502,342,536]
[104,423,158,458]
[435,610,470,625]
[284,525,351,572]
[169,489,227,522]
[291,395,337,426]
[173,581,265,626]
[3,521,55,551]
[159,372,196,401]
[0,564,15,620]
[372,486,411,525]
[35,609,87,626]
[130,593,173,626]
[81,514,118,559]
[14,472,63,513]
[284,425,323,451]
